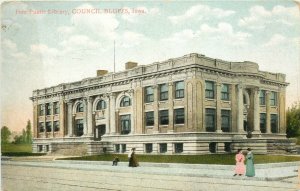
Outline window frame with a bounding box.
[145,111,154,127]
[174,143,183,153]
[145,143,153,153]
[221,110,230,132]
[205,108,216,132]
[174,108,185,124]
[120,114,131,134]
[75,119,84,136]
[271,114,278,133]
[221,84,229,101]
[259,90,266,105]
[39,104,45,116]
[159,110,169,125]
[159,83,168,101]
[46,121,52,132]
[260,113,266,133]
[39,122,45,133]
[145,86,154,103]
[54,121,60,132]
[46,103,51,116]
[175,81,184,99]
[205,81,215,99]
[96,100,107,110]
[270,92,277,106]
[120,96,131,107]
[159,143,167,153]
[76,102,84,113]
[53,102,59,115]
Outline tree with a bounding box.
[286,102,300,137]
[1,126,11,144]
[25,120,32,144]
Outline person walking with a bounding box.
[128,148,139,167]
[233,149,245,176]
[245,148,255,177]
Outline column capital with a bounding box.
[237,84,243,89]
[168,82,173,86]
[66,100,73,105]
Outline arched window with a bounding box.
[76,102,84,112]
[96,100,106,110]
[120,96,131,107]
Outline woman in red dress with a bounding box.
[234,149,245,176]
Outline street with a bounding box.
[1,159,299,191]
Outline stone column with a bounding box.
[266,91,271,133]
[153,85,159,133]
[83,98,88,136]
[216,83,222,133]
[237,84,244,132]
[59,97,65,137]
[67,101,73,137]
[33,100,38,138]
[43,104,47,138]
[129,90,135,134]
[168,82,174,133]
[87,97,93,136]
[51,103,54,138]
[253,88,261,133]
[106,96,110,134]
[110,93,116,134]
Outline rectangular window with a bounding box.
[270,92,277,106]
[46,103,51,115]
[115,144,120,153]
[221,110,230,132]
[121,144,126,153]
[174,143,183,153]
[38,145,43,152]
[159,143,167,153]
[205,81,215,99]
[54,121,60,132]
[259,90,266,105]
[221,84,229,101]
[260,113,266,133]
[75,119,84,136]
[159,83,168,101]
[175,81,184,99]
[145,111,154,126]
[271,114,278,133]
[46,122,52,132]
[39,104,45,116]
[145,86,154,103]
[120,115,131,134]
[145,143,153,153]
[54,102,59,114]
[174,108,184,124]
[159,110,169,125]
[39,122,45,133]
[206,108,216,132]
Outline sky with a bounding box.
[1,0,300,132]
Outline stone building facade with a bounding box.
[30,53,296,155]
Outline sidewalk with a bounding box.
[2,157,299,181]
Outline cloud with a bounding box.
[121,7,160,23]
[169,4,235,24]
[71,3,119,40]
[239,5,299,29]
[117,31,149,48]
[162,29,196,43]
[262,34,293,47]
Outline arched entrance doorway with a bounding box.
[94,125,106,140]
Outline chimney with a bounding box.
[97,70,108,76]
[125,62,138,70]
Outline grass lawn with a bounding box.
[61,154,300,165]
[1,143,45,157]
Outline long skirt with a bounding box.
[246,160,255,177]
[235,162,245,175]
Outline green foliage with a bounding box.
[286,102,300,137]
[61,154,300,164]
[12,120,32,144]
[1,126,12,144]
[1,143,45,157]
[1,143,32,153]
